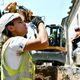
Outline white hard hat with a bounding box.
[0,13,24,33]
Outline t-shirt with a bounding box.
[3,36,28,70]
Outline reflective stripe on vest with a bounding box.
[1,38,35,80]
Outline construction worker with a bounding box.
[72,27,80,63]
[72,27,80,50]
[0,13,48,80]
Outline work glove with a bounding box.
[31,16,44,28]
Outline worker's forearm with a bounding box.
[38,23,48,44]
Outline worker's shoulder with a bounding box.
[9,36,26,41]
[3,36,27,50]
[4,36,26,45]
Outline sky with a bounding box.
[0,0,72,25]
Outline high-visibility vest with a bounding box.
[1,38,35,80]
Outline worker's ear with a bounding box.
[7,25,15,31]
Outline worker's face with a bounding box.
[75,31,80,37]
[12,17,28,36]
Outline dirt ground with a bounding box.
[34,66,80,80]
[35,66,58,80]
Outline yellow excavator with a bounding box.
[32,24,66,66]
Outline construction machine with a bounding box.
[32,24,66,66]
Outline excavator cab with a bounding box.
[46,24,65,48]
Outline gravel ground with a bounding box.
[58,66,80,80]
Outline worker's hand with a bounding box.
[31,16,44,28]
